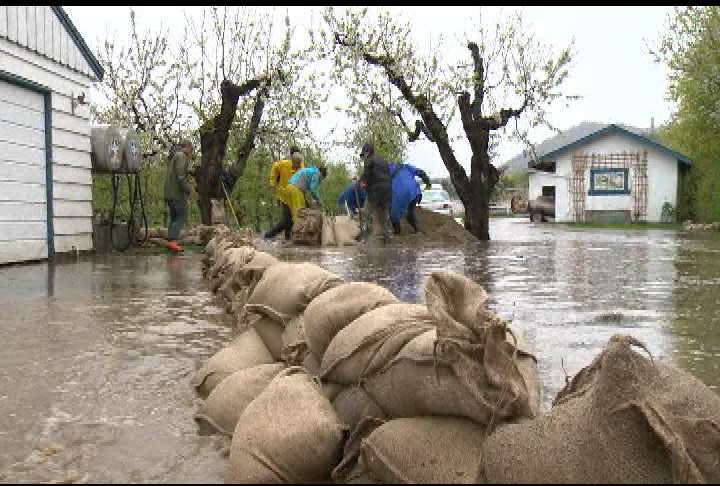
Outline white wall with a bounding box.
[0,21,97,254]
[529,130,681,222]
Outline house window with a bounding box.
[588,168,630,195]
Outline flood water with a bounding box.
[1,217,719,482]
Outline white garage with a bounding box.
[0,6,104,264]
[0,79,49,262]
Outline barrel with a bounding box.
[118,127,140,173]
[90,124,122,173]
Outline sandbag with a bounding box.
[331,214,360,246]
[363,329,512,424]
[191,327,275,399]
[422,271,538,423]
[320,214,360,246]
[252,314,284,361]
[319,303,435,385]
[321,215,336,246]
[303,282,398,360]
[244,262,343,323]
[280,315,309,366]
[226,367,345,483]
[361,416,487,484]
[480,335,720,484]
[332,386,386,437]
[194,363,286,436]
[292,208,324,246]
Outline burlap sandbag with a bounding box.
[226,367,345,483]
[361,416,488,484]
[251,314,284,361]
[292,208,324,246]
[319,303,436,385]
[244,262,343,323]
[321,215,337,246]
[422,271,537,424]
[363,329,507,424]
[194,362,285,436]
[331,215,360,246]
[303,282,398,360]
[231,252,280,329]
[209,246,254,290]
[480,334,720,484]
[191,327,275,399]
[332,385,387,437]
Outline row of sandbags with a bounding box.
[193,225,720,484]
[193,225,541,483]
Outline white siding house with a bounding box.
[508,123,691,223]
[0,6,103,264]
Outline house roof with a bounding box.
[501,122,692,172]
[51,6,104,81]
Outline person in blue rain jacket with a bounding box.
[388,161,432,235]
[337,179,367,215]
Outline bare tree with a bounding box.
[94,8,193,157]
[320,7,576,240]
[95,7,327,225]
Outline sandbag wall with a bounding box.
[194,225,720,484]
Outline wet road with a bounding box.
[1,217,719,482]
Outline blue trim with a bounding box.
[533,124,692,167]
[0,70,55,258]
[44,93,55,257]
[50,6,104,81]
[588,167,630,195]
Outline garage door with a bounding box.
[0,78,49,265]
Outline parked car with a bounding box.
[527,195,555,222]
[419,187,454,216]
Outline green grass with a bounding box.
[563,222,682,230]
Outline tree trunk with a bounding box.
[195,78,264,225]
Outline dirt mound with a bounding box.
[389,208,475,246]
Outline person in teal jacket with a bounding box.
[287,166,328,218]
[388,161,432,234]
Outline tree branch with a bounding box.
[468,42,484,120]
[480,102,528,130]
[334,31,469,192]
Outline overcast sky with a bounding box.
[64,5,676,178]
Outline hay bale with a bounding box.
[480,335,720,484]
[194,363,285,436]
[319,303,435,385]
[226,367,344,483]
[303,282,398,360]
[191,327,275,399]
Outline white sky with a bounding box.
[64,5,676,178]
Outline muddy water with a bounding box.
[1,218,719,482]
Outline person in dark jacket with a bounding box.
[359,142,392,243]
[163,139,195,253]
[388,161,432,234]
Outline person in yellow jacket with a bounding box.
[264,146,304,239]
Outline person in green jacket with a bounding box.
[164,139,195,252]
